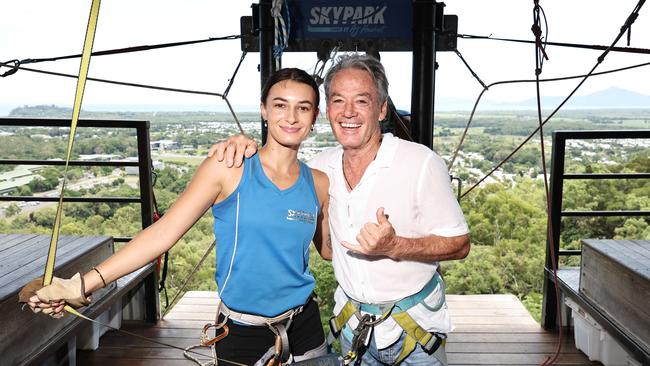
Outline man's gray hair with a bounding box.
[323,54,389,104]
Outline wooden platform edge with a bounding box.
[21,262,157,366]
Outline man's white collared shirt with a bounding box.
[309,133,469,348]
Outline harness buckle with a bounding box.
[351,314,374,349]
[329,315,342,337]
[422,332,446,354]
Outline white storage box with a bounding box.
[565,298,641,366]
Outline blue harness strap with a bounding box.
[357,271,444,314]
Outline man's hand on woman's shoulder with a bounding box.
[207,134,258,168]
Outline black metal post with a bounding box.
[136,122,159,321]
[410,0,438,149]
[259,0,277,145]
[136,123,154,229]
[541,132,566,329]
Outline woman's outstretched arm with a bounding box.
[27,155,240,312]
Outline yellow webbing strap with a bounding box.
[43,0,101,288]
[391,311,434,364]
[394,335,417,365]
[331,300,357,334]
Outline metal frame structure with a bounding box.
[542,129,650,364]
[0,117,159,322]
[248,0,453,149]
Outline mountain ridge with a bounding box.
[494,87,650,109]
[2,87,648,115]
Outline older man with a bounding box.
[210,54,470,366]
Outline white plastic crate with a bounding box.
[565,298,641,366]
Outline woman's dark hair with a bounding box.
[260,68,320,109]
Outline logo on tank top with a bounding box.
[286,209,315,224]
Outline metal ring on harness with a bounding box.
[200,323,230,347]
[183,299,232,366]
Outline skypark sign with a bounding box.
[309,6,388,25]
[241,0,456,53]
[293,0,412,40]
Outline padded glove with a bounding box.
[19,273,91,310]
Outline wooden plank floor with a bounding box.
[78,292,598,366]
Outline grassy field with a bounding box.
[156,155,204,166]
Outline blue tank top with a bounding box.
[212,153,320,317]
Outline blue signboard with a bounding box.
[240,1,456,53]
[290,0,413,40]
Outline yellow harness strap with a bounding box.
[329,300,357,335]
[42,0,101,318]
[391,311,446,364]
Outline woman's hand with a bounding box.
[206,134,258,168]
[19,273,91,317]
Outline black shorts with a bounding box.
[214,297,325,365]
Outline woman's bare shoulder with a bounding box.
[310,168,329,201]
[310,168,328,184]
[188,155,245,199]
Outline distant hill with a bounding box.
[4,88,648,116]
[1,103,259,117]
[6,105,262,123]
[501,87,650,109]
[403,87,650,111]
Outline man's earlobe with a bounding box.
[380,100,388,120]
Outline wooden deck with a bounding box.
[556,240,650,364]
[78,291,597,366]
[0,234,116,365]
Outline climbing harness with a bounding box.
[222,300,303,366]
[330,273,446,365]
[183,298,307,366]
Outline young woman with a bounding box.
[22,68,331,364]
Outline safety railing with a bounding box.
[541,129,650,363]
[0,118,155,240]
[0,117,159,321]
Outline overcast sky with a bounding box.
[1,0,648,115]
